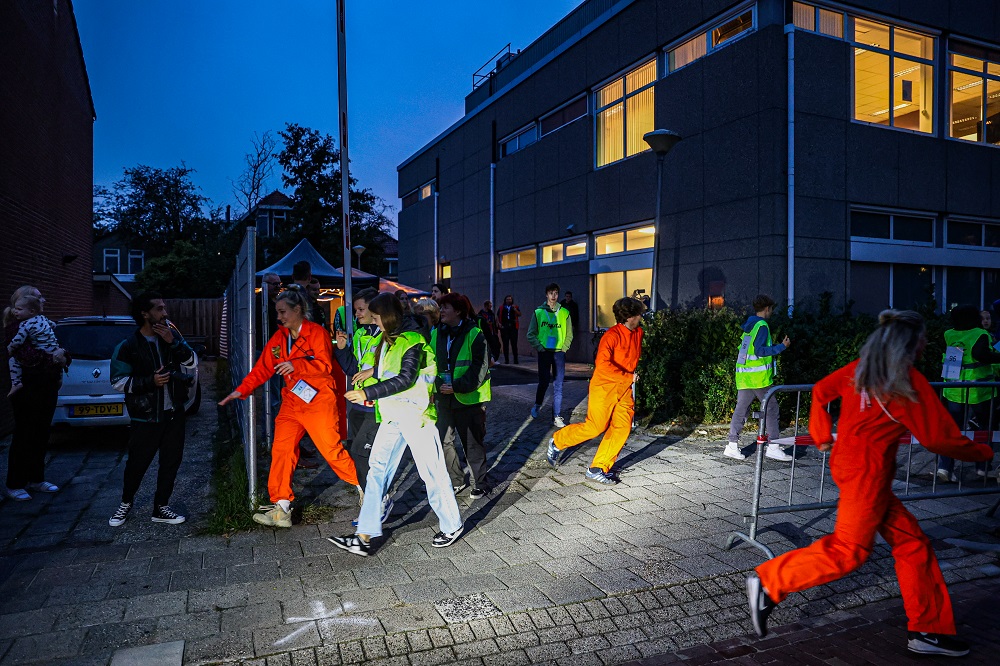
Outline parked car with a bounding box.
[51,316,201,427]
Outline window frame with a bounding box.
[593,57,658,168]
[499,245,539,272]
[946,39,1000,147]
[539,95,588,138]
[594,222,657,257]
[944,217,1000,250]
[665,3,757,74]
[849,209,935,247]
[103,248,121,274]
[499,124,538,158]
[540,235,589,265]
[127,249,144,275]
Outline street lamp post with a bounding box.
[352,244,366,272]
[643,129,681,311]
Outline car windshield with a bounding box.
[55,324,133,360]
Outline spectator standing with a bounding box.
[498,295,521,364]
[3,286,67,501]
[725,294,793,461]
[329,294,463,556]
[527,283,573,428]
[477,301,502,364]
[108,293,196,526]
[547,297,644,484]
[747,310,991,658]
[219,288,361,528]
[430,283,449,302]
[560,291,580,333]
[937,304,1000,481]
[6,295,61,398]
[434,293,492,498]
[307,278,328,332]
[413,298,440,329]
[335,288,394,523]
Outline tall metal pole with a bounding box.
[651,155,664,311]
[336,0,354,339]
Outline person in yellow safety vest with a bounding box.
[333,304,356,334]
[725,294,793,462]
[527,283,573,428]
[329,293,464,556]
[432,293,492,499]
[936,304,1000,483]
[334,288,394,526]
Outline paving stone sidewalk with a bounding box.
[0,365,998,665]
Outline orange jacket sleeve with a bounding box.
[895,369,993,462]
[236,329,283,396]
[808,362,853,446]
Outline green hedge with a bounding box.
[635,293,948,425]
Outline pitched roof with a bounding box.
[257,190,293,207]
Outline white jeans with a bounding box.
[355,417,463,538]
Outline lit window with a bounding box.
[539,237,588,264]
[948,42,1000,145]
[794,3,844,38]
[542,243,564,264]
[596,232,625,255]
[540,96,587,136]
[500,126,538,157]
[566,241,587,257]
[626,226,655,251]
[712,11,752,47]
[668,35,706,72]
[103,249,120,274]
[595,59,655,167]
[852,18,935,133]
[594,269,652,328]
[596,225,654,255]
[499,248,538,271]
[128,250,144,274]
[818,9,843,37]
[792,2,814,31]
[421,183,433,199]
[440,263,452,279]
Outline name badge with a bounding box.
[546,335,557,349]
[942,346,963,381]
[290,379,318,404]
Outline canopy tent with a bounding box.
[379,278,429,297]
[256,239,378,289]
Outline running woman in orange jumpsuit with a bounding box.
[220,287,360,528]
[546,297,644,484]
[746,310,993,658]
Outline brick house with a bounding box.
[1,0,96,431]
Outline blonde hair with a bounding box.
[854,309,926,402]
[4,285,41,327]
[276,285,312,322]
[413,298,440,327]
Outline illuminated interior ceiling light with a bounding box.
[952,116,978,124]
[955,79,984,91]
[894,66,919,77]
[870,103,911,116]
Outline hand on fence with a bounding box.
[218,390,242,406]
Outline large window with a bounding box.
[850,262,936,314]
[499,248,537,271]
[948,42,1000,145]
[541,237,588,265]
[540,97,587,137]
[850,210,933,244]
[595,269,652,328]
[595,59,655,167]
[595,225,655,255]
[667,7,755,73]
[945,219,1000,247]
[128,250,144,275]
[853,18,935,133]
[103,249,120,274]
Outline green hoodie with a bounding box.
[526,302,573,353]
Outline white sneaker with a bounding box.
[936,469,957,483]
[765,444,794,462]
[553,416,566,428]
[723,442,747,460]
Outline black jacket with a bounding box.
[433,319,490,409]
[111,329,195,423]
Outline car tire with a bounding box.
[186,382,202,416]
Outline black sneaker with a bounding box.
[907,632,970,657]
[453,482,469,495]
[431,526,464,548]
[470,486,489,499]
[109,502,132,527]
[152,505,186,525]
[327,534,370,557]
[746,573,777,638]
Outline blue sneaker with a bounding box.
[546,438,561,467]
[585,467,617,485]
[530,404,541,418]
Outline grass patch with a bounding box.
[299,503,337,524]
[203,359,260,535]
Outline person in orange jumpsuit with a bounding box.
[746,309,993,658]
[220,286,360,528]
[546,297,645,484]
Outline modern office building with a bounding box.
[397,0,1000,359]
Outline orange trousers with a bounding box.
[756,485,955,634]
[553,385,633,472]
[269,392,358,502]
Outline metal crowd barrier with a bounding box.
[225,228,258,508]
[725,381,1000,559]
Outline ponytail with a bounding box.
[854,309,925,402]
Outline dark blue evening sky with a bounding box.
[74,0,584,230]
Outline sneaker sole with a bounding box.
[746,575,768,638]
[907,642,969,657]
[151,517,187,525]
[723,450,748,460]
[109,518,127,527]
[326,537,368,557]
[432,527,464,548]
[252,514,291,528]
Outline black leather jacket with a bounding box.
[110,329,195,422]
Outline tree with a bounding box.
[232,131,277,216]
[273,123,395,274]
[134,238,237,298]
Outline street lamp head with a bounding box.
[352,244,366,256]
[643,129,682,157]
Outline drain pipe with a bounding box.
[785,21,796,316]
[433,190,439,284]
[489,163,496,305]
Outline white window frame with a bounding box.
[593,57,657,168]
[848,208,935,247]
[499,245,538,272]
[103,248,120,274]
[665,3,757,74]
[593,222,657,257]
[944,217,1000,250]
[127,249,144,274]
[499,124,538,158]
[540,236,589,265]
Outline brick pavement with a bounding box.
[0,365,998,665]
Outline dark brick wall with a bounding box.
[0,0,95,434]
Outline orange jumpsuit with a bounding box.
[236,320,358,502]
[756,360,993,634]
[553,323,643,472]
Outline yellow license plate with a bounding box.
[70,403,124,417]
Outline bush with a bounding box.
[636,293,950,425]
